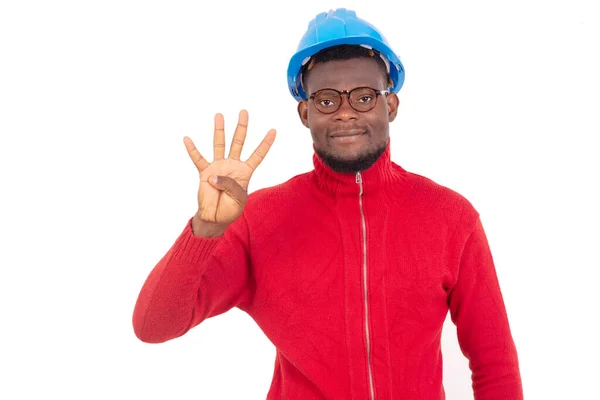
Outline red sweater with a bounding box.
[132,142,523,399]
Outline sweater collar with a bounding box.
[311,139,405,197]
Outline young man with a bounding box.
[132,8,523,399]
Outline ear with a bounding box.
[386,93,400,122]
[297,100,309,128]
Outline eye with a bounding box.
[318,99,337,107]
[356,95,373,103]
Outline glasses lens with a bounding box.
[349,87,378,112]
[313,89,341,114]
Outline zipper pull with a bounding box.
[356,172,364,195]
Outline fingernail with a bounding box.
[210,176,218,184]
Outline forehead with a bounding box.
[304,58,385,93]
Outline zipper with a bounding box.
[357,171,375,400]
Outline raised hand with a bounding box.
[183,110,276,237]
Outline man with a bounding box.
[132,8,523,399]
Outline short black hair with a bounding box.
[301,44,392,92]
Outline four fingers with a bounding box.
[185,110,276,171]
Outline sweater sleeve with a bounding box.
[132,215,253,344]
[447,217,524,400]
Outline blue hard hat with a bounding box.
[287,8,405,101]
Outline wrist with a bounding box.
[191,214,228,238]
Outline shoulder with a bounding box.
[241,172,312,216]
[247,171,311,202]
[400,165,480,228]
[406,169,471,204]
[237,172,314,237]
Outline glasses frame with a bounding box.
[308,86,390,114]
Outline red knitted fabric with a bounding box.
[133,142,523,399]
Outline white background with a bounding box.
[1,0,598,399]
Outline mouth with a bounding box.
[329,129,366,138]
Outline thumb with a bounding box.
[208,175,247,204]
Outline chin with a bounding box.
[316,146,386,173]
[331,150,364,161]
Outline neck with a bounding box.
[312,139,404,197]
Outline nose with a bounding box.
[334,94,359,121]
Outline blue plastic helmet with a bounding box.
[287,8,405,101]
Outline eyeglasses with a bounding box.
[308,87,390,114]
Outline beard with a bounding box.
[315,141,388,174]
